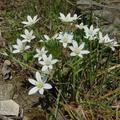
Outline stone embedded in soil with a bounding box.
[77,0,120,37]
[0,100,19,116]
[0,83,15,100]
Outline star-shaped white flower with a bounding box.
[34,47,47,61]
[99,32,119,51]
[84,25,99,40]
[69,41,90,58]
[57,32,73,48]
[39,54,58,72]
[28,71,52,95]
[59,13,80,22]
[21,29,35,43]
[22,15,40,27]
[12,39,30,53]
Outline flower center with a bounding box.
[38,52,42,57]
[89,31,93,36]
[37,82,44,88]
[27,35,32,40]
[74,48,80,54]
[63,37,68,43]
[45,59,51,65]
[19,45,25,52]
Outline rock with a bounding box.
[0,100,19,116]
[0,83,15,100]
[1,60,12,80]
[76,0,120,38]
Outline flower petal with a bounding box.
[28,87,39,95]
[79,42,85,49]
[81,50,90,55]
[70,52,76,56]
[44,83,52,89]
[42,66,48,71]
[39,88,44,95]
[28,78,37,85]
[36,71,42,82]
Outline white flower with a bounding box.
[28,71,52,95]
[34,47,47,61]
[69,41,90,58]
[99,32,119,51]
[84,25,99,40]
[75,23,87,30]
[21,29,35,43]
[39,54,58,72]
[40,34,58,42]
[22,15,39,27]
[12,39,30,53]
[59,13,80,22]
[57,32,73,48]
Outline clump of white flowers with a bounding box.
[11,12,119,96]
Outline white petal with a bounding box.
[34,54,39,58]
[79,42,85,49]
[42,66,48,71]
[39,88,44,95]
[33,15,38,21]
[69,46,74,51]
[36,71,42,82]
[25,46,30,50]
[51,59,58,64]
[28,87,39,95]
[49,54,52,60]
[12,50,20,53]
[21,21,29,25]
[44,83,52,89]
[12,45,18,49]
[28,78,37,85]
[21,34,26,39]
[72,41,78,48]
[39,61,45,65]
[27,15,32,22]
[42,54,47,61]
[49,65,53,69]
[17,39,22,45]
[78,54,83,58]
[44,35,50,40]
[81,50,90,54]
[70,52,76,56]
[25,29,29,35]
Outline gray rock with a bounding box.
[0,100,19,116]
[77,0,120,38]
[0,84,15,100]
